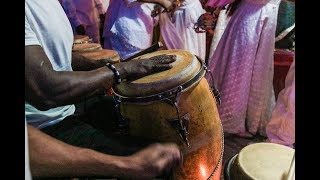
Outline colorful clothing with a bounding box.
[206,0,281,136]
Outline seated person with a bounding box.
[26,0,181,178]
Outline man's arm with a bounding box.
[25,45,116,110]
[28,125,182,178]
[71,52,107,71]
[25,45,175,110]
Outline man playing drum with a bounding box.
[25,0,182,179]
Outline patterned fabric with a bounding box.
[206,0,281,136]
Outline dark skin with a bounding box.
[28,124,182,179]
[25,45,176,111]
[71,52,110,71]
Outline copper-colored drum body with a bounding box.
[114,50,223,180]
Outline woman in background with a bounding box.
[205,0,281,137]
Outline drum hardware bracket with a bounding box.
[112,96,129,135]
[203,65,221,106]
[161,86,190,147]
[167,113,190,147]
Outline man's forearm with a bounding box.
[25,45,122,110]
[72,52,105,71]
[28,125,130,178]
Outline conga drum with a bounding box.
[273,49,294,98]
[76,49,121,64]
[113,50,224,180]
[73,35,90,44]
[72,43,102,52]
[225,143,295,180]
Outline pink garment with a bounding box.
[205,0,280,136]
[266,59,295,147]
[206,0,234,8]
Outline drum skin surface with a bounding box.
[114,50,223,180]
[230,143,295,180]
[72,43,102,52]
[114,50,201,97]
[76,49,120,63]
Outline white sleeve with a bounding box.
[25,15,40,46]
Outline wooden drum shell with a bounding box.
[119,78,223,180]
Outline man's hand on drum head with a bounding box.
[115,54,176,81]
[124,143,183,179]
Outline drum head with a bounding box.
[114,50,202,97]
[76,49,120,63]
[237,143,295,180]
[73,35,90,44]
[72,43,102,52]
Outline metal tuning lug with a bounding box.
[167,113,190,147]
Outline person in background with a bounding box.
[102,0,178,60]
[266,59,295,148]
[26,0,181,178]
[97,0,110,45]
[59,0,105,44]
[204,0,281,137]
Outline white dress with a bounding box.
[159,0,206,60]
[206,0,281,136]
[266,59,295,147]
[103,0,158,60]
[207,8,231,61]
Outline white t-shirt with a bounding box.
[25,0,75,129]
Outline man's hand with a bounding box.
[126,143,183,179]
[115,54,176,81]
[76,24,86,35]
